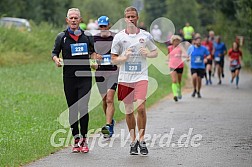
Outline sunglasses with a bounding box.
[99,25,108,28]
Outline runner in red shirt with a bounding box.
[202,36,213,85]
[228,42,242,88]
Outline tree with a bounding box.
[165,0,200,32]
[143,0,168,27]
[73,0,132,25]
[196,0,215,28]
[235,0,252,52]
[0,0,72,26]
[0,0,27,17]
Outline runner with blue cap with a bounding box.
[94,15,119,138]
[97,16,109,26]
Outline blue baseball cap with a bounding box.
[98,16,109,26]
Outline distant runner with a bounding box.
[228,41,242,88]
[213,36,227,84]
[167,35,185,101]
[189,35,210,98]
[183,22,194,43]
[202,36,213,85]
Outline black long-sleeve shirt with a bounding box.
[52,30,95,77]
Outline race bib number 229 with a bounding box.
[71,43,88,56]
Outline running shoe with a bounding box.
[130,140,139,155]
[139,141,148,155]
[230,79,234,84]
[101,125,111,138]
[173,96,178,102]
[218,80,222,85]
[209,80,212,85]
[177,89,182,99]
[79,138,89,153]
[192,90,197,97]
[110,119,115,135]
[102,119,115,138]
[197,92,202,98]
[205,80,209,85]
[222,73,225,78]
[72,138,80,153]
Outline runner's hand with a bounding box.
[95,53,103,60]
[123,48,132,60]
[53,56,62,67]
[139,47,148,57]
[204,58,208,63]
[90,59,98,70]
[91,64,98,70]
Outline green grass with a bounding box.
[0,23,61,66]
[0,26,187,166]
[0,63,65,166]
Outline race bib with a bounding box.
[101,54,111,65]
[70,43,88,56]
[125,62,141,72]
[231,60,238,66]
[194,56,202,63]
[214,57,220,62]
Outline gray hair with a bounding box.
[209,30,214,35]
[66,8,81,18]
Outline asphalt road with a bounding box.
[26,67,252,167]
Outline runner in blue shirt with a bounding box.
[188,36,210,98]
[213,36,227,84]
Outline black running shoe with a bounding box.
[102,119,115,138]
[218,80,222,85]
[222,73,225,78]
[173,96,178,102]
[130,140,139,155]
[197,92,202,98]
[101,125,110,138]
[192,90,197,97]
[139,141,148,155]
